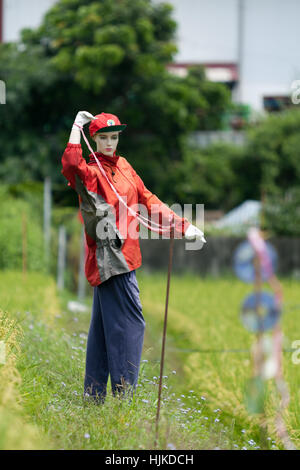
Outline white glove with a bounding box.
[185,224,206,243]
[72,111,96,129]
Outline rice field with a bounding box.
[0,269,299,450]
[138,270,300,449]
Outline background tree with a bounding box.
[245,108,300,195]
[243,109,300,236]
[167,141,247,210]
[0,0,231,207]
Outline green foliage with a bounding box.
[244,377,266,415]
[0,181,88,294]
[51,205,85,292]
[140,272,300,449]
[263,188,300,236]
[0,186,45,272]
[245,109,300,194]
[0,41,68,183]
[166,140,247,210]
[165,108,300,236]
[186,66,232,130]
[0,309,49,450]
[0,0,231,205]
[3,271,298,449]
[240,109,300,235]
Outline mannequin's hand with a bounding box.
[73,111,96,128]
[185,224,206,243]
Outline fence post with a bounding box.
[57,225,66,290]
[43,177,52,271]
[78,226,86,301]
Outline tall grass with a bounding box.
[137,271,300,449]
[0,270,298,449]
[0,310,48,449]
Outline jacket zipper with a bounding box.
[111,169,117,183]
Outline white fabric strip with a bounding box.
[74,123,174,235]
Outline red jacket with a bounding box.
[61,143,191,286]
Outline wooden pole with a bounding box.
[43,177,52,271]
[253,253,268,449]
[57,225,66,290]
[155,216,175,448]
[78,226,86,301]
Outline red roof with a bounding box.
[167,62,238,82]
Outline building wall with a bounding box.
[154,0,300,112]
[2,0,300,112]
[2,0,57,42]
[240,0,300,111]
[158,0,238,63]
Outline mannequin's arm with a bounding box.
[68,125,81,144]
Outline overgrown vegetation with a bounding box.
[0,270,298,450]
[0,310,48,449]
[0,184,45,272]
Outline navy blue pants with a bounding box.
[84,270,145,401]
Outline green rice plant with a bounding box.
[0,269,298,450]
[137,271,300,449]
[0,309,48,449]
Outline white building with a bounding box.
[1,0,300,112]
[0,0,57,43]
[154,0,300,113]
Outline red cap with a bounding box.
[89,112,127,137]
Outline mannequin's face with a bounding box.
[93,131,119,156]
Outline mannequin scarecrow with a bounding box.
[61,111,205,402]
